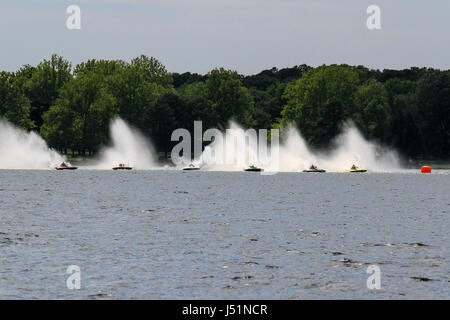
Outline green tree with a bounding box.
[205,68,255,128]
[74,59,126,78]
[16,54,72,128]
[178,81,214,128]
[281,65,361,147]
[146,93,181,155]
[385,78,421,156]
[130,55,173,87]
[3,55,449,161]
[40,104,78,153]
[415,71,450,158]
[172,72,206,88]
[249,87,272,129]
[41,72,117,154]
[103,56,173,134]
[0,72,33,129]
[353,79,391,141]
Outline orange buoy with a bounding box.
[421,166,431,173]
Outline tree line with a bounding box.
[0,54,449,159]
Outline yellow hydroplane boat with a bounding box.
[346,164,367,173]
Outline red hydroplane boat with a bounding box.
[55,162,78,170]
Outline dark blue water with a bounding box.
[0,170,448,299]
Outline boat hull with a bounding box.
[112,167,132,170]
[244,168,263,172]
[346,169,367,173]
[55,166,77,170]
[303,169,326,173]
[183,167,200,171]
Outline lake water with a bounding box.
[0,169,448,299]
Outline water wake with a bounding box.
[92,118,157,170]
[0,119,64,169]
[197,121,401,172]
[318,123,401,172]
[0,117,402,172]
[200,122,260,171]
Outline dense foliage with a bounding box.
[1,54,449,159]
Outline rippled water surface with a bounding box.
[0,170,449,299]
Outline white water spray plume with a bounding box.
[92,118,157,170]
[0,116,401,172]
[317,122,401,172]
[197,120,401,172]
[200,122,260,171]
[0,119,64,169]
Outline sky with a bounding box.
[1,0,449,74]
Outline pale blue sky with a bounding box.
[1,0,449,74]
